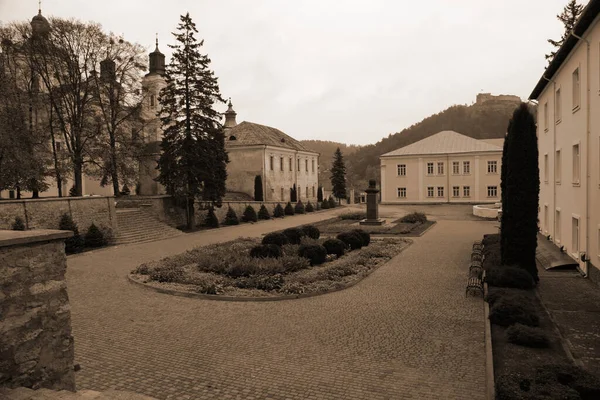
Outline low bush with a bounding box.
[59,213,84,254]
[204,207,219,228]
[506,323,550,348]
[305,202,314,212]
[400,212,427,224]
[483,242,501,268]
[535,363,600,398]
[351,229,370,246]
[322,238,346,257]
[249,244,283,259]
[258,204,271,220]
[337,231,363,250]
[150,265,185,283]
[283,227,305,244]
[301,225,320,239]
[294,200,305,214]
[262,232,289,246]
[489,298,539,327]
[284,202,295,216]
[134,264,151,275]
[12,216,26,231]
[482,233,501,246]
[84,223,107,248]
[298,244,327,266]
[241,205,258,223]
[224,207,240,225]
[484,288,530,307]
[321,200,330,209]
[496,372,581,400]
[328,196,336,208]
[273,203,285,218]
[339,212,366,220]
[485,266,535,289]
[235,274,285,291]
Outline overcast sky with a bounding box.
[0,0,582,145]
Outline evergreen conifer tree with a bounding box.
[546,1,584,62]
[500,119,513,264]
[258,204,271,220]
[317,186,324,202]
[157,13,228,230]
[330,148,347,204]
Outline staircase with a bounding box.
[0,387,157,399]
[114,208,184,245]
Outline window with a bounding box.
[487,186,498,197]
[437,186,444,197]
[463,161,471,175]
[572,217,580,257]
[397,164,406,176]
[150,95,156,107]
[555,209,561,242]
[487,160,498,174]
[544,154,549,183]
[452,161,460,175]
[298,186,301,198]
[289,158,292,171]
[544,205,549,233]
[543,102,549,132]
[281,187,284,200]
[312,160,315,173]
[297,159,301,172]
[427,187,434,198]
[453,186,460,197]
[463,186,470,197]
[572,67,580,111]
[270,156,274,171]
[572,144,580,185]
[555,88,562,122]
[397,187,406,198]
[437,162,444,175]
[305,159,308,172]
[555,150,562,183]
[280,157,284,171]
[427,162,434,175]
[312,186,315,197]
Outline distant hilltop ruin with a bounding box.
[476,93,521,104]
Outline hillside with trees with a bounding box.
[300,141,361,191]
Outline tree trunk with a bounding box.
[73,153,83,196]
[110,137,120,197]
[187,196,195,230]
[16,185,21,199]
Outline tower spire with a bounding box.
[39,0,41,14]
[155,33,159,51]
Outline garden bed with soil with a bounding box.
[313,211,435,237]
[129,230,410,300]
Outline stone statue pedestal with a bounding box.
[360,180,384,226]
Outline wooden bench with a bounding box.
[471,252,484,263]
[466,275,484,297]
[473,243,484,252]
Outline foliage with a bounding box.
[290,184,297,203]
[336,231,363,250]
[317,186,324,202]
[495,372,581,400]
[489,298,539,327]
[485,266,535,289]
[351,229,371,246]
[323,238,346,257]
[535,363,600,398]
[235,274,285,291]
[84,223,107,248]
[11,216,25,231]
[241,205,258,223]
[506,323,550,348]
[262,232,289,246]
[482,233,500,246]
[305,201,314,212]
[258,204,271,220]
[150,265,185,283]
[546,1,584,62]
[483,242,501,268]
[204,207,219,228]
[254,175,263,201]
[502,104,540,282]
[283,227,305,244]
[301,225,320,240]
[321,200,330,209]
[223,207,239,225]
[120,184,131,196]
[484,288,531,307]
[330,147,347,201]
[294,200,305,214]
[400,212,427,224]
[273,203,285,218]
[328,196,336,209]
[156,13,228,229]
[339,212,366,220]
[59,213,84,254]
[284,202,295,215]
[249,244,282,259]
[298,244,327,266]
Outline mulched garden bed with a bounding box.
[312,211,435,237]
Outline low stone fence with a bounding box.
[0,197,116,240]
[0,230,76,391]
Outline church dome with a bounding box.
[31,10,50,37]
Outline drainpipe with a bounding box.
[571,31,591,276]
[542,75,557,245]
[447,154,450,203]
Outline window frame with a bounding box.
[397,187,407,198]
[572,142,581,186]
[452,186,460,197]
[487,160,498,174]
[397,164,406,176]
[544,153,549,183]
[572,215,580,259]
[555,87,562,123]
[555,149,562,184]
[463,186,470,197]
[269,155,274,171]
[437,186,444,198]
[487,185,498,198]
[452,161,460,175]
[427,186,434,198]
[437,162,444,175]
[572,66,581,112]
[543,101,549,132]
[555,208,561,243]
[427,162,434,176]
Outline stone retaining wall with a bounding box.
[0,230,76,391]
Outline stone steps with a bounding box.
[114,209,183,245]
[0,387,157,400]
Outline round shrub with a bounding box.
[59,213,84,254]
[258,204,271,220]
[241,205,258,223]
[484,288,530,307]
[84,223,107,248]
[298,244,327,266]
[273,203,285,218]
[294,200,305,214]
[250,244,283,259]
[321,200,330,209]
[506,323,550,348]
[12,216,26,231]
[400,212,427,224]
[283,227,305,244]
[323,238,346,257]
[351,229,370,246]
[337,231,363,250]
[485,266,535,289]
[305,202,314,212]
[204,207,219,228]
[224,207,240,225]
[301,225,320,239]
[262,232,289,246]
[489,299,539,327]
[284,202,295,216]
[328,196,336,208]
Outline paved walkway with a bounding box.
[66,207,493,399]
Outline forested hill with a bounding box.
[299,141,361,191]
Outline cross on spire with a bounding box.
[38,0,42,14]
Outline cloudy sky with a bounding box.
[0,0,582,145]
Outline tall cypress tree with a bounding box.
[330,147,347,204]
[157,13,228,229]
[254,175,263,201]
[500,119,512,265]
[502,103,540,282]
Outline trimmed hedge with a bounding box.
[284,202,295,216]
[321,200,330,209]
[305,202,314,212]
[298,244,327,266]
[241,205,258,223]
[337,231,363,250]
[323,238,346,257]
[262,232,289,246]
[506,323,550,348]
[351,229,370,246]
[12,216,25,231]
[485,266,535,289]
[294,200,305,214]
[59,213,84,254]
[224,207,240,225]
[273,203,285,218]
[84,223,107,248]
[301,225,320,240]
[250,244,283,259]
[328,196,336,208]
[258,204,271,220]
[283,227,305,244]
[489,298,539,327]
[400,212,427,224]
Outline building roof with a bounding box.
[226,121,315,153]
[529,0,600,100]
[380,130,502,158]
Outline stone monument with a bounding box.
[360,179,384,226]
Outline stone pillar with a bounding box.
[0,230,76,391]
[360,180,384,226]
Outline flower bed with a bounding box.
[313,213,435,236]
[130,227,410,299]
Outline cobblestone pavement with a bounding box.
[66,206,492,399]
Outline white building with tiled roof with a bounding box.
[223,100,319,202]
[379,130,503,204]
